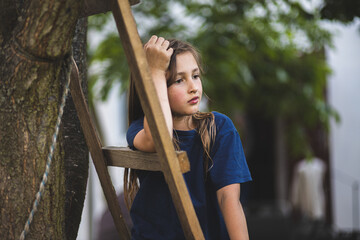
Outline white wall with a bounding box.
[327,19,360,231]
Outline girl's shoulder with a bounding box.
[212,111,235,131]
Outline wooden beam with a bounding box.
[69,59,131,239]
[103,147,190,173]
[80,0,140,17]
[111,0,205,239]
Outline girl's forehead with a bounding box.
[176,51,196,61]
[175,52,199,72]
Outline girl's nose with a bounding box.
[188,79,198,93]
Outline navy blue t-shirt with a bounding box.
[126,111,252,240]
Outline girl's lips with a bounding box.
[188,97,199,104]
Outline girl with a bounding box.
[125,35,252,240]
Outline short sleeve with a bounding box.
[126,118,144,149]
[209,113,252,190]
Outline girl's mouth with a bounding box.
[188,97,199,104]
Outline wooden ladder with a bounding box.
[71,0,205,239]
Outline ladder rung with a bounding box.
[103,147,190,174]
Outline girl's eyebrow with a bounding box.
[176,68,200,76]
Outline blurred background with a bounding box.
[77,0,360,239]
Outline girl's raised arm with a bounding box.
[133,35,174,152]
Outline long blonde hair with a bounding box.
[124,39,216,209]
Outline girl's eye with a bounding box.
[193,75,200,79]
[175,79,183,84]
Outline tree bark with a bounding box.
[64,17,89,240]
[0,0,87,239]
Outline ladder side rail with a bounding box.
[111,0,205,239]
[69,59,131,239]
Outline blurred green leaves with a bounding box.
[88,32,129,101]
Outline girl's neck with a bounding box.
[173,115,194,131]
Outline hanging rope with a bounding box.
[19,53,73,240]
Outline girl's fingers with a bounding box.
[167,47,174,57]
[156,37,165,45]
[145,36,169,50]
[148,35,158,45]
[162,40,170,50]
[144,35,158,49]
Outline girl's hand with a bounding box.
[144,35,174,74]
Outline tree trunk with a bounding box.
[63,17,89,240]
[0,0,88,239]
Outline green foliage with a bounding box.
[88,13,127,103]
[87,0,340,159]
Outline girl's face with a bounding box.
[167,51,203,118]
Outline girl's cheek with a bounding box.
[167,89,178,102]
[198,82,203,95]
